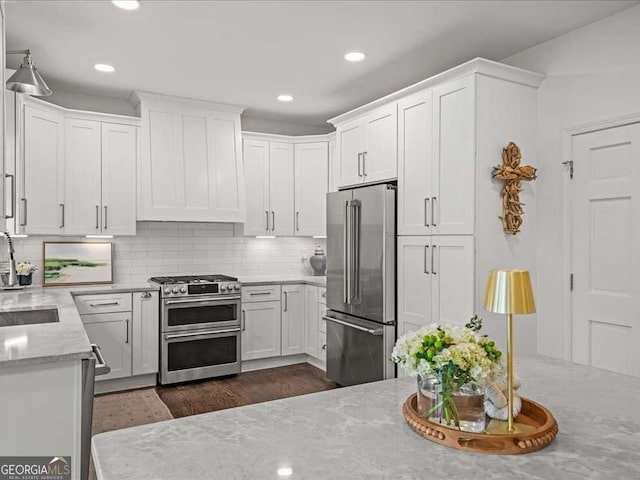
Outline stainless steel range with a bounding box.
[149,275,242,385]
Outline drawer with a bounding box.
[74,293,132,315]
[318,287,327,304]
[318,303,327,333]
[241,285,282,303]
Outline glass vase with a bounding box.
[416,375,486,433]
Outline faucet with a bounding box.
[0,232,18,288]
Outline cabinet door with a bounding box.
[101,123,137,235]
[294,142,328,236]
[132,291,159,376]
[397,91,433,235]
[397,236,433,328]
[363,103,398,183]
[269,142,295,236]
[82,312,132,381]
[304,285,319,358]
[21,104,64,234]
[431,236,475,327]
[327,138,338,193]
[64,118,102,235]
[243,139,270,235]
[432,76,476,235]
[241,301,281,360]
[336,117,365,188]
[281,284,305,355]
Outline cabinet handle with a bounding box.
[296,211,300,231]
[265,210,269,231]
[95,205,100,229]
[362,151,367,176]
[89,301,120,307]
[424,245,430,274]
[242,310,246,331]
[432,245,437,275]
[5,174,15,219]
[284,291,288,312]
[321,291,326,298]
[322,343,327,351]
[59,203,65,228]
[141,291,152,299]
[357,152,362,177]
[249,291,271,296]
[272,211,275,231]
[104,205,108,230]
[125,319,129,343]
[424,198,430,227]
[20,198,27,226]
[431,196,437,227]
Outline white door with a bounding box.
[304,285,319,358]
[571,123,640,377]
[397,90,433,235]
[64,118,101,235]
[241,301,281,360]
[281,284,305,355]
[397,236,433,327]
[243,139,270,235]
[363,103,398,183]
[294,142,328,236]
[337,117,365,188]
[269,142,295,236]
[132,291,159,376]
[432,76,476,235]
[432,235,475,328]
[101,123,137,235]
[82,312,132,381]
[21,104,64,234]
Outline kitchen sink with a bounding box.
[0,308,60,327]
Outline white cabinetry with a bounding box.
[281,284,305,355]
[294,142,328,236]
[83,312,132,381]
[304,285,319,358]
[269,142,295,236]
[241,300,282,360]
[335,104,398,188]
[132,291,159,375]
[135,91,246,222]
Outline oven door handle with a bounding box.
[165,327,241,340]
[164,296,241,306]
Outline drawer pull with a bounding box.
[249,292,272,296]
[89,301,120,307]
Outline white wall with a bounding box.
[6,222,325,286]
[503,4,640,359]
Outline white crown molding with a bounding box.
[20,94,141,125]
[242,131,335,143]
[131,90,246,114]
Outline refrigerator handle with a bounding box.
[351,199,361,302]
[344,200,351,304]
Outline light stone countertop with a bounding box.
[0,283,158,368]
[92,355,640,480]
[238,274,326,287]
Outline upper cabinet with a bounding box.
[134,92,246,223]
[11,97,139,236]
[334,103,398,189]
[294,142,328,236]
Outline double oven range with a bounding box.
[149,275,242,385]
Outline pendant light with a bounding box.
[6,49,52,96]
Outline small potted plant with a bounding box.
[16,261,38,286]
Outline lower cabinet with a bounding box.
[304,285,319,358]
[281,285,305,355]
[241,300,282,360]
[132,291,159,376]
[82,312,132,381]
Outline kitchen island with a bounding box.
[92,355,640,480]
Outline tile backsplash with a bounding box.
[3,222,327,286]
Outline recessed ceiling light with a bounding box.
[277,94,294,102]
[112,0,141,10]
[344,52,366,62]
[94,64,116,73]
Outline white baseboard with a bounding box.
[241,354,326,373]
[94,373,157,394]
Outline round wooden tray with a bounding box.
[402,393,558,454]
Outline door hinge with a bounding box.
[570,273,574,291]
[562,160,574,179]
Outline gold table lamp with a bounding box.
[484,269,536,432]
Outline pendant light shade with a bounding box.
[6,50,52,96]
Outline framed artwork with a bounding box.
[43,242,113,286]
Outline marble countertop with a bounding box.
[0,283,158,368]
[238,275,326,287]
[92,355,640,480]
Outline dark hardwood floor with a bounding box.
[156,362,338,418]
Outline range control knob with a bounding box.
[220,284,228,292]
[234,283,241,290]
[180,287,187,293]
[164,288,171,294]
[172,287,179,294]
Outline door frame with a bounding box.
[561,111,640,361]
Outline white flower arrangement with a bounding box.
[16,261,38,276]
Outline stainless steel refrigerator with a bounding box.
[325,183,396,386]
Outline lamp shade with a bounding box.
[484,269,536,315]
[6,53,52,96]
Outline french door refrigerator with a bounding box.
[325,183,396,386]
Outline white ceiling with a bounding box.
[5,0,638,130]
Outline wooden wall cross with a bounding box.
[492,142,537,235]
